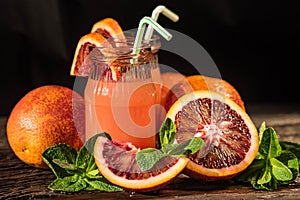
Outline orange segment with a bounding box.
[91,18,126,44]
[70,32,111,76]
[166,90,259,181]
[94,136,188,192]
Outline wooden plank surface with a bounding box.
[1,104,300,200]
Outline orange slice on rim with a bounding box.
[70,18,127,78]
[91,18,126,44]
[70,32,112,77]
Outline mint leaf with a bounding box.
[136,148,165,171]
[87,169,100,177]
[84,177,123,192]
[258,121,267,143]
[257,163,272,185]
[137,118,204,172]
[159,118,176,147]
[256,122,267,159]
[276,150,299,184]
[258,178,278,190]
[52,159,79,171]
[166,138,204,156]
[48,174,87,192]
[259,127,281,158]
[270,158,293,181]
[76,133,110,170]
[42,143,77,178]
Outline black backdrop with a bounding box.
[1,0,299,116]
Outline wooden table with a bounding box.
[1,104,300,199]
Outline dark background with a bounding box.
[0,0,299,116]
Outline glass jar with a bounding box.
[84,40,162,149]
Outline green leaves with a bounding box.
[257,161,272,185]
[42,118,300,192]
[42,133,123,192]
[159,118,176,147]
[42,143,77,178]
[236,122,299,190]
[48,174,87,192]
[136,118,204,171]
[270,157,293,181]
[258,123,281,159]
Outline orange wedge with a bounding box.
[91,18,126,44]
[94,135,188,192]
[70,18,127,77]
[70,32,111,77]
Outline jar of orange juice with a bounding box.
[84,35,162,149]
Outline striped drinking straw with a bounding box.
[144,5,179,41]
[132,16,172,57]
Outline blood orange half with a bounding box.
[70,32,111,76]
[166,90,259,181]
[94,136,188,192]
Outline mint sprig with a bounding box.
[236,121,299,190]
[42,133,123,192]
[136,118,204,171]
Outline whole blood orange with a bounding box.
[166,90,259,181]
[94,136,188,192]
[164,75,245,112]
[6,85,85,168]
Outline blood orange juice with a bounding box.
[84,43,161,149]
[89,79,158,148]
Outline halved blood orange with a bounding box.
[91,18,126,45]
[166,90,259,181]
[70,32,111,76]
[94,136,189,192]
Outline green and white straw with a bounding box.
[144,5,179,41]
[132,16,172,56]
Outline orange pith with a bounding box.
[94,136,189,192]
[164,75,245,112]
[166,90,259,181]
